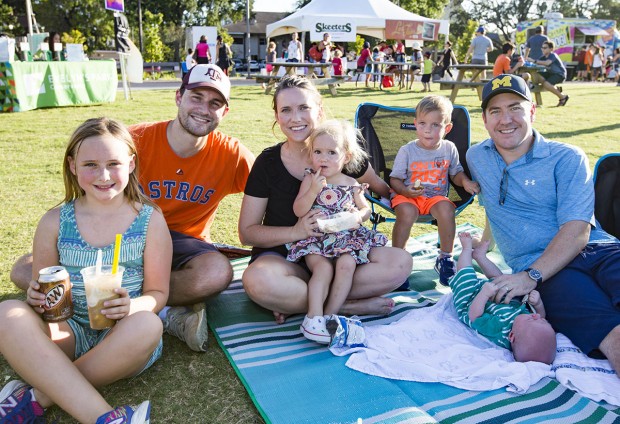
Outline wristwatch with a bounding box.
[525,268,543,284]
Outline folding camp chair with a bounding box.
[593,153,620,239]
[354,102,474,232]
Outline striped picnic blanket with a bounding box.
[207,224,620,423]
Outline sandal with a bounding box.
[557,95,569,106]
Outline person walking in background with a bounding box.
[584,44,595,80]
[420,51,435,92]
[185,48,195,74]
[286,32,302,63]
[612,47,620,86]
[439,40,458,78]
[356,41,373,88]
[318,32,332,63]
[193,35,211,64]
[526,40,569,106]
[524,26,549,64]
[466,26,493,65]
[591,45,605,82]
[215,35,233,76]
[575,46,588,81]
[0,117,171,423]
[263,42,278,89]
[408,42,424,89]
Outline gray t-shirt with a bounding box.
[390,139,464,198]
[471,35,493,61]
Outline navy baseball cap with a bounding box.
[481,74,532,109]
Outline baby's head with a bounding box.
[308,119,368,174]
[509,313,556,364]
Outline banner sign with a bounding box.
[1,60,117,112]
[386,20,440,41]
[310,18,357,42]
[114,13,131,53]
[105,0,124,13]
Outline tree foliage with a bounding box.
[142,10,169,62]
[465,0,548,41]
[0,3,21,36]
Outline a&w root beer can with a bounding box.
[38,266,73,322]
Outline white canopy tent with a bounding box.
[266,0,449,41]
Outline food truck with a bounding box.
[516,13,619,80]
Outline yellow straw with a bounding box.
[111,234,122,274]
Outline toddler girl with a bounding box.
[286,119,387,343]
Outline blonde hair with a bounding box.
[334,49,343,58]
[62,117,153,210]
[415,95,453,124]
[308,119,368,174]
[267,41,276,52]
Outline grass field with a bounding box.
[1,79,619,423]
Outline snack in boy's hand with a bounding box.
[413,179,422,189]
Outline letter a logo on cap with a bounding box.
[492,75,513,91]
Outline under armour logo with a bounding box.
[525,179,536,185]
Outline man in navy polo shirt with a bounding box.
[467,74,620,376]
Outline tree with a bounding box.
[142,10,169,62]
[398,0,449,19]
[0,3,21,36]
[465,0,548,41]
[31,0,115,51]
[592,0,620,19]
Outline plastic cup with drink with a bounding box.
[81,234,124,330]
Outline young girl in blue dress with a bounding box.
[287,119,387,343]
[0,117,172,423]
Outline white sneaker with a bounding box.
[300,315,331,344]
[162,304,208,352]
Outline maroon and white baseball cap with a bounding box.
[180,64,230,105]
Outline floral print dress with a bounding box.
[286,185,387,264]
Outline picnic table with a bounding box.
[436,64,493,103]
[437,64,552,106]
[258,61,341,96]
[516,64,551,106]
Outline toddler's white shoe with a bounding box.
[300,315,331,344]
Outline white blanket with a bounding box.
[332,294,552,394]
[553,333,620,406]
[331,295,620,406]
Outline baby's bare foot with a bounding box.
[473,239,491,259]
[458,231,473,249]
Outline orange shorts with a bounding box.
[391,194,455,215]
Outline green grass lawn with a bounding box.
[1,80,619,423]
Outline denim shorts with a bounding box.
[537,243,620,357]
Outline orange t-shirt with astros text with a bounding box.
[130,121,254,242]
